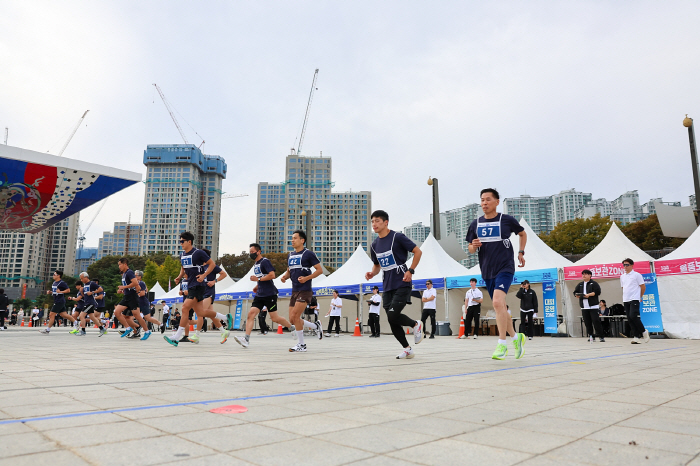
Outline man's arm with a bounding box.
[365,264,381,281]
[405,246,422,282]
[517,230,527,267]
[197,258,216,283]
[640,283,646,299]
[299,263,322,283]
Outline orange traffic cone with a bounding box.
[352,319,362,336]
[190,324,195,331]
[28,320,32,327]
[20,320,24,327]
[456,318,465,339]
[406,327,411,335]
[112,321,116,329]
[277,323,284,334]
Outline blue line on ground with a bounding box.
[0,347,680,426]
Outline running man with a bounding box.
[114,258,148,338]
[192,249,231,344]
[234,243,300,348]
[466,188,527,360]
[280,231,324,352]
[40,270,77,334]
[365,210,424,359]
[134,270,164,340]
[67,281,85,334]
[78,272,107,336]
[164,232,219,347]
[94,278,106,322]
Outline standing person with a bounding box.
[77,273,107,336]
[233,243,301,348]
[621,258,650,344]
[32,306,40,327]
[421,280,437,339]
[39,270,78,334]
[161,301,170,333]
[192,249,230,344]
[16,307,24,326]
[280,231,325,352]
[599,299,610,336]
[466,189,527,360]
[365,210,424,359]
[0,289,9,330]
[464,278,483,339]
[573,270,605,342]
[516,280,538,341]
[113,258,148,338]
[325,290,342,337]
[367,286,382,337]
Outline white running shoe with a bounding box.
[413,321,424,345]
[631,337,641,344]
[39,329,50,334]
[289,343,307,352]
[315,321,323,339]
[643,330,650,343]
[188,334,200,344]
[234,335,249,348]
[324,333,331,337]
[396,348,414,359]
[473,334,478,339]
[459,335,466,339]
[333,333,340,337]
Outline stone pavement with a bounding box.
[1,327,699,466]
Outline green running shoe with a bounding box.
[69,328,79,335]
[226,313,233,330]
[163,335,179,347]
[513,333,526,359]
[492,343,508,360]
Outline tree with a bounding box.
[156,255,182,290]
[143,260,160,289]
[539,214,617,255]
[12,298,32,310]
[621,214,685,250]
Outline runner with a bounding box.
[78,272,107,336]
[164,232,218,347]
[134,270,164,340]
[365,210,424,359]
[234,243,311,348]
[67,281,85,335]
[280,231,324,352]
[114,258,148,338]
[94,278,106,322]
[191,249,231,344]
[466,188,527,360]
[39,270,77,334]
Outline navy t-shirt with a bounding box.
[371,231,416,292]
[83,281,99,307]
[138,281,150,307]
[96,290,106,308]
[75,289,85,310]
[180,248,210,289]
[122,269,138,296]
[466,213,524,279]
[52,280,69,304]
[288,249,320,292]
[206,265,222,286]
[254,258,278,297]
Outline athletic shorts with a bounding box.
[50,303,67,315]
[203,286,216,300]
[118,293,139,312]
[252,295,278,313]
[289,290,313,306]
[483,272,514,299]
[139,302,150,316]
[82,304,96,315]
[185,286,205,302]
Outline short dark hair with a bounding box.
[371,210,389,222]
[54,270,64,277]
[118,257,128,265]
[426,280,433,285]
[333,289,339,294]
[202,249,211,257]
[293,230,307,244]
[480,188,500,200]
[93,279,99,284]
[250,243,261,251]
[372,286,379,290]
[623,258,634,265]
[470,278,477,283]
[180,231,195,243]
[600,299,606,305]
[582,269,592,275]
[75,281,83,287]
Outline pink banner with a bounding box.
[564,262,652,280]
[655,257,700,276]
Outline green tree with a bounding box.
[12,298,32,310]
[143,259,160,289]
[156,255,182,289]
[621,214,685,250]
[539,214,618,255]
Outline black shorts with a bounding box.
[252,295,278,313]
[50,303,67,315]
[118,293,139,312]
[82,304,96,315]
[139,302,150,316]
[203,286,216,300]
[185,286,205,302]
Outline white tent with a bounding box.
[575,223,654,266]
[156,284,183,303]
[215,268,236,290]
[320,244,374,289]
[150,282,166,299]
[412,234,471,280]
[514,219,572,270]
[656,226,700,339]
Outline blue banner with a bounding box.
[446,268,558,289]
[234,300,243,330]
[641,273,663,332]
[542,281,558,334]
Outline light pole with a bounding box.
[301,210,312,248]
[427,177,441,239]
[683,115,700,226]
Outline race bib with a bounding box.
[181,256,193,267]
[376,250,398,271]
[477,221,501,243]
[288,255,302,269]
[254,265,262,277]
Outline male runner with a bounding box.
[114,258,148,338]
[40,270,77,334]
[164,231,219,347]
[78,272,107,336]
[67,281,85,334]
[365,210,423,359]
[466,188,527,360]
[234,243,301,348]
[280,231,324,352]
[94,278,106,321]
[192,249,231,344]
[134,270,164,340]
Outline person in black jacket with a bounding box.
[515,281,538,340]
[573,270,605,342]
[0,289,10,330]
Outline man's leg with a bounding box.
[385,288,419,350]
[269,311,292,329]
[420,309,428,336]
[590,311,604,340]
[289,301,309,350]
[429,310,436,336]
[628,301,646,339]
[245,307,262,336]
[114,305,131,328]
[581,309,593,338]
[493,290,516,340]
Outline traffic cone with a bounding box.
[28,320,32,327]
[277,323,284,334]
[20,320,24,327]
[406,327,411,335]
[457,318,465,339]
[190,324,195,332]
[352,319,362,336]
[112,321,116,329]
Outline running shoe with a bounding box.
[413,321,424,345]
[643,330,650,343]
[160,324,165,334]
[140,330,152,341]
[234,335,249,348]
[79,329,86,336]
[289,343,307,352]
[39,329,50,334]
[492,343,508,360]
[69,327,79,334]
[396,348,415,359]
[513,333,526,359]
[333,333,340,337]
[315,321,323,339]
[324,333,331,337]
[121,327,133,338]
[227,313,233,330]
[631,337,641,344]
[99,328,108,337]
[473,334,478,339]
[188,333,200,344]
[179,336,191,343]
[220,328,230,344]
[164,335,179,346]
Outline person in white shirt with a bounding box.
[16,308,24,326]
[161,301,170,332]
[464,278,484,339]
[421,280,437,339]
[32,307,40,326]
[620,258,649,344]
[367,286,382,337]
[325,290,342,337]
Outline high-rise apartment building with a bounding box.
[503,195,555,234]
[610,190,643,225]
[97,222,144,259]
[575,198,613,219]
[74,247,98,275]
[256,154,371,269]
[641,198,681,216]
[141,145,226,258]
[403,222,431,243]
[440,203,483,268]
[553,189,592,224]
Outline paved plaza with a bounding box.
[1,327,699,466]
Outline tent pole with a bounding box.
[444,277,449,321]
[358,286,363,335]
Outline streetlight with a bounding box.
[683,115,700,226]
[427,177,441,239]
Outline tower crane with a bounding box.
[294,69,319,155]
[153,83,205,148]
[77,198,107,253]
[58,110,89,157]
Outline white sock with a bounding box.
[215,312,226,321]
[296,330,305,345]
[303,320,316,329]
[173,326,185,340]
[498,339,506,345]
[219,326,225,333]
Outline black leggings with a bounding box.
[624,301,646,338]
[383,287,416,348]
[465,305,480,336]
[520,311,535,338]
[581,308,604,338]
[327,315,341,334]
[368,313,380,336]
[421,309,436,336]
[0,310,6,328]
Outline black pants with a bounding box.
[624,300,646,338]
[383,287,416,348]
[368,313,380,336]
[465,305,481,336]
[0,310,6,328]
[259,311,269,333]
[421,309,436,336]
[327,315,341,334]
[520,310,535,338]
[163,313,169,327]
[581,308,604,339]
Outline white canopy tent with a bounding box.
[150,282,166,300]
[575,223,653,266]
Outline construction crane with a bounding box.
[153,83,205,148]
[221,194,249,200]
[294,69,319,155]
[58,110,89,157]
[77,198,107,252]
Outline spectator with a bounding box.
[516,280,538,340]
[421,280,437,339]
[325,290,342,337]
[0,288,9,330]
[161,301,170,331]
[171,311,181,329]
[37,307,44,327]
[599,299,610,336]
[367,286,382,337]
[304,296,318,323]
[573,270,604,342]
[621,258,649,344]
[464,278,483,339]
